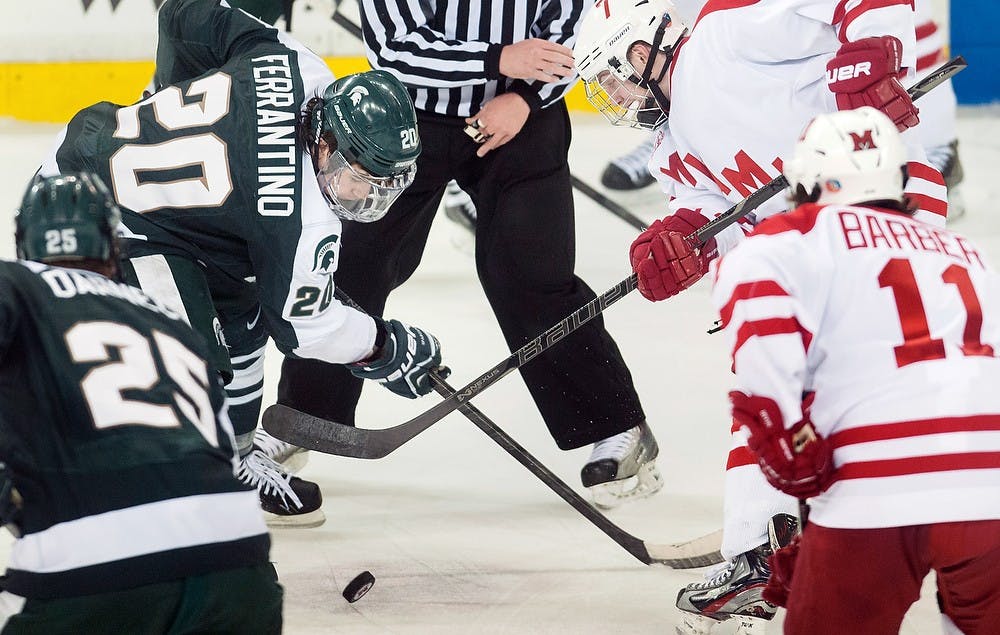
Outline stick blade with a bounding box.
[261,404,393,459]
[644,529,725,569]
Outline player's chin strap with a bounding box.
[639,15,683,118]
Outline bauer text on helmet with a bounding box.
[574,0,687,129]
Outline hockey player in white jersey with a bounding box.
[911,0,965,217]
[714,106,1000,634]
[574,0,950,626]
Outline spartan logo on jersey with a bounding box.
[849,130,876,151]
[348,86,369,106]
[312,234,340,273]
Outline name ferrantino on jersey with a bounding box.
[252,54,299,218]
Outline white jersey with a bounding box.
[910,0,958,150]
[712,203,1000,529]
[650,0,948,256]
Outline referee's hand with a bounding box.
[466,94,530,158]
[499,38,575,83]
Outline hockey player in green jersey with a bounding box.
[0,173,283,634]
[38,0,444,527]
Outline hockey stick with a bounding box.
[570,174,648,230]
[427,369,724,567]
[330,0,363,40]
[262,55,967,459]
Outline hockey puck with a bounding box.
[342,571,375,603]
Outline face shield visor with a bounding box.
[316,150,416,223]
[583,64,666,130]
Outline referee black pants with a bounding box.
[278,101,645,450]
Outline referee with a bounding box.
[279,0,658,500]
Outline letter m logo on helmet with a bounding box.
[849,130,876,151]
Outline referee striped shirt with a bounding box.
[359,0,587,117]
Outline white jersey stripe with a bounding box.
[9,490,266,573]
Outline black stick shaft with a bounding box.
[428,371,653,564]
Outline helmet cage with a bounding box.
[575,0,687,130]
[316,149,415,223]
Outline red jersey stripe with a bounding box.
[836,452,1000,480]
[718,280,789,326]
[830,414,1000,449]
[733,317,813,358]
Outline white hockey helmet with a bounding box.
[783,107,908,207]
[574,0,687,129]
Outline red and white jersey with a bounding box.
[913,0,945,75]
[711,203,1000,529]
[649,0,948,256]
[909,0,958,150]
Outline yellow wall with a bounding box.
[1,57,593,123]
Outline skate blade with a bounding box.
[264,508,326,529]
[676,612,771,635]
[588,461,663,510]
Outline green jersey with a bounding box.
[0,260,269,599]
[40,0,377,365]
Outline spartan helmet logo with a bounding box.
[348,86,370,106]
[849,129,876,151]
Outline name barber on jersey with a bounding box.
[253,54,300,217]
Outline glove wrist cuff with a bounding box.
[352,317,391,368]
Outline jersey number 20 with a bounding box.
[111,73,234,214]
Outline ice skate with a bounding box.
[675,544,776,625]
[600,135,657,190]
[254,426,309,474]
[443,180,477,232]
[441,180,476,254]
[675,514,800,634]
[238,448,325,528]
[580,422,662,509]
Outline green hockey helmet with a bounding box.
[309,70,420,222]
[15,172,122,264]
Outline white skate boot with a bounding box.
[580,422,662,509]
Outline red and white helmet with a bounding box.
[574,0,688,129]
[783,107,908,207]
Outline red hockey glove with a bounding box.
[763,534,801,608]
[826,36,919,132]
[629,209,717,302]
[730,391,835,499]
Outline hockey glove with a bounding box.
[763,534,801,608]
[350,318,442,399]
[629,209,717,302]
[730,391,835,499]
[826,36,919,131]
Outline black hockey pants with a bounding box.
[278,101,645,450]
